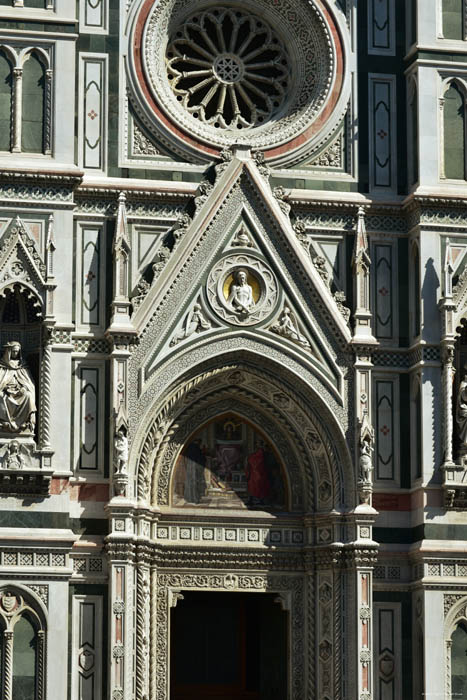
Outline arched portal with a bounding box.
[132,351,355,513]
[106,344,372,700]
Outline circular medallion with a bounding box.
[131,0,349,166]
[207,254,279,326]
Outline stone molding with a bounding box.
[131,364,348,512]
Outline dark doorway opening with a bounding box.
[170,591,288,700]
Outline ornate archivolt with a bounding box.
[131,358,353,511]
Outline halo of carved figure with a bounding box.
[206,253,280,326]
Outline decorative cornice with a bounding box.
[0,166,83,186]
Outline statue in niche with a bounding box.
[357,431,373,506]
[227,269,254,316]
[457,372,467,453]
[114,428,128,475]
[0,342,36,436]
[358,439,373,485]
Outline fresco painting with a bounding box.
[172,415,287,510]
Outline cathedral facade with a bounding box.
[0,0,467,699]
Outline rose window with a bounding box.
[166,8,290,130]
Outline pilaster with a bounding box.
[106,530,135,700]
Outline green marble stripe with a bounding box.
[0,21,77,32]
[375,523,467,543]
[0,511,70,529]
[0,512,107,534]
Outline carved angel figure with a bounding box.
[227,269,254,315]
[171,303,211,346]
[270,307,310,350]
[0,342,36,435]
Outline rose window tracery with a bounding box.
[136,0,349,165]
[166,8,290,129]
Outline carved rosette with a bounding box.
[206,253,280,326]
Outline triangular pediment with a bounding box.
[0,217,47,301]
[132,152,351,395]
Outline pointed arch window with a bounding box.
[442,81,466,180]
[21,52,45,153]
[0,45,52,155]
[0,588,46,700]
[12,615,37,700]
[451,621,467,698]
[0,50,13,152]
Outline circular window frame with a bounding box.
[165,7,292,131]
[129,0,350,167]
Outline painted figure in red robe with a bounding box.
[245,447,270,503]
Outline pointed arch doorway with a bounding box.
[170,591,288,700]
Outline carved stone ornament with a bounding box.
[170,301,212,346]
[1,592,17,614]
[0,342,36,437]
[154,573,305,700]
[134,0,348,166]
[206,253,279,326]
[270,305,311,351]
[231,225,253,248]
